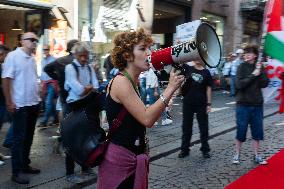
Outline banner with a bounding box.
[263,59,284,102]
[262,0,284,113]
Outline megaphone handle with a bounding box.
[172,63,186,76]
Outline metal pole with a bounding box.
[88,0,94,62]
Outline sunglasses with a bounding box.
[23,38,39,43]
[43,49,50,51]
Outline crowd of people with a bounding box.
[0,30,270,188]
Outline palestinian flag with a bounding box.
[263,0,284,113]
[264,0,284,62]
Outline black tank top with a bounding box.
[106,77,146,155]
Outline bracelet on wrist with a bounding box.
[160,94,168,106]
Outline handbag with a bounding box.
[60,106,127,167]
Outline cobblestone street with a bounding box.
[0,91,282,189]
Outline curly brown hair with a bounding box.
[111,28,153,70]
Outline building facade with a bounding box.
[152,0,267,57]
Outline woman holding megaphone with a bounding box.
[97,28,184,189]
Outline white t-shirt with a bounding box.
[145,68,158,89]
[1,48,40,108]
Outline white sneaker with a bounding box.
[255,155,268,165]
[66,174,84,184]
[162,119,173,126]
[154,122,159,126]
[0,153,11,160]
[232,154,240,164]
[0,160,5,166]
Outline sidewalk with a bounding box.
[0,91,281,188]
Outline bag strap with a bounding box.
[71,62,92,84]
[106,107,127,140]
[120,71,140,98]
[105,71,140,140]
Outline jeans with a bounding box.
[11,104,39,175]
[3,125,13,147]
[0,105,6,131]
[147,87,167,120]
[42,84,57,124]
[146,88,156,105]
[181,103,210,153]
[0,106,13,148]
[139,78,147,104]
[230,75,236,96]
[236,105,264,142]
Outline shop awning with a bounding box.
[0,0,54,10]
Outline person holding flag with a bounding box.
[232,45,269,165]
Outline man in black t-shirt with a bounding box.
[178,61,213,159]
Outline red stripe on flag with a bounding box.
[267,0,282,32]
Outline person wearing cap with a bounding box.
[2,32,41,184]
[229,49,244,97]
[232,44,269,165]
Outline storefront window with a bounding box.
[200,12,224,50]
[78,0,138,79]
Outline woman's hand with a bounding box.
[167,68,185,92]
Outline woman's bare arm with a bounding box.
[111,70,184,128]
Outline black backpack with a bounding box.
[64,62,92,94]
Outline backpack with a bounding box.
[63,62,92,96]
[66,63,106,110]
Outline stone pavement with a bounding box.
[0,90,281,189]
[148,112,283,189]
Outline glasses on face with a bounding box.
[23,38,39,43]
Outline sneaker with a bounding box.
[178,150,189,158]
[202,152,211,158]
[154,122,159,126]
[22,166,41,174]
[37,123,48,128]
[66,174,84,184]
[81,168,96,176]
[0,153,11,160]
[162,119,173,126]
[255,155,268,165]
[0,160,4,166]
[48,121,59,127]
[232,154,240,164]
[11,174,30,184]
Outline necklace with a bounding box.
[122,70,140,97]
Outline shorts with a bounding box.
[236,105,264,142]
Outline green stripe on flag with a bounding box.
[264,33,284,63]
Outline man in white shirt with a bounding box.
[2,32,41,184]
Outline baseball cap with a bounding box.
[236,49,244,54]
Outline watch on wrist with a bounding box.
[207,103,211,106]
[160,94,168,106]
